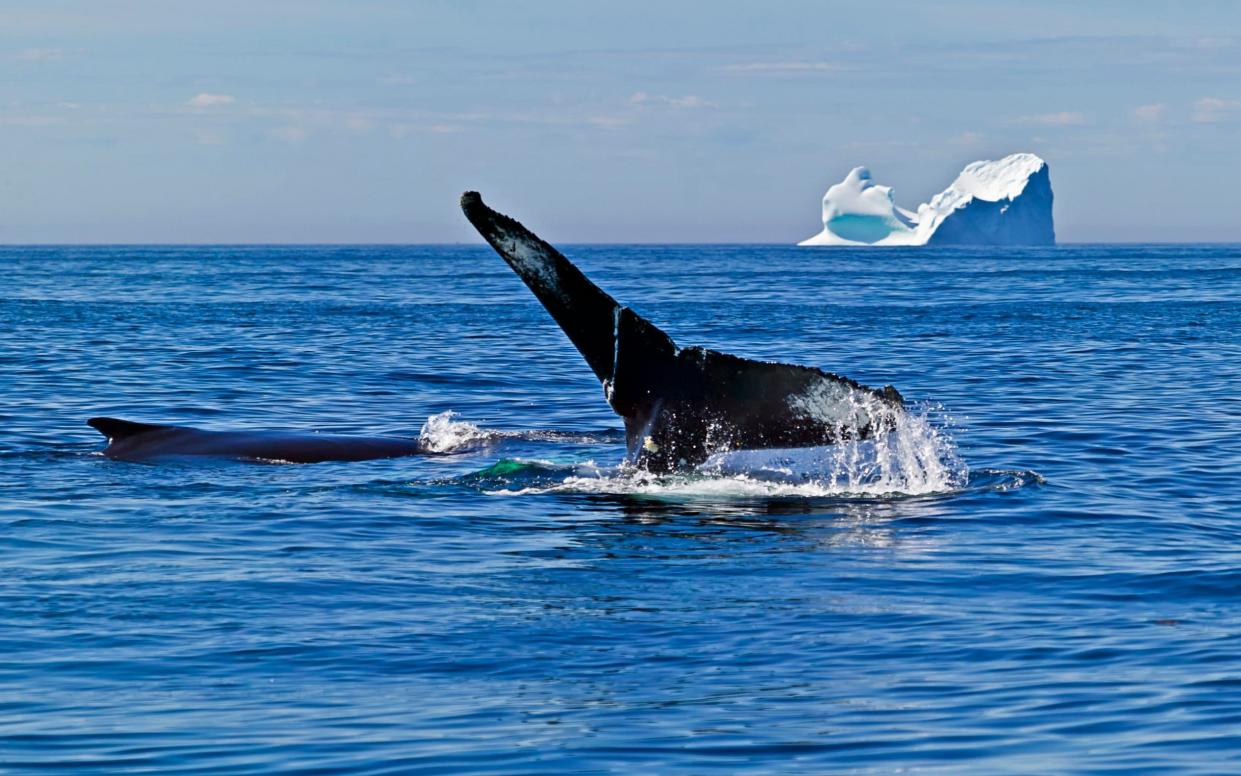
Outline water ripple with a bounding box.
[2,244,1240,772]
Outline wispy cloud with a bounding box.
[16,47,63,61]
[344,114,374,132]
[186,92,235,109]
[0,114,65,127]
[386,123,466,138]
[1133,103,1166,122]
[717,61,844,75]
[587,115,630,130]
[1192,96,1241,123]
[377,74,417,86]
[628,91,715,109]
[1010,111,1086,127]
[192,129,226,146]
[268,125,307,143]
[1194,37,1235,50]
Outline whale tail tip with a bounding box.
[460,191,487,222]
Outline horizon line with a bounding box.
[2,240,1239,248]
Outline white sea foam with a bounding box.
[431,402,968,499]
[418,411,621,453]
[418,410,490,453]
[698,404,966,495]
[481,405,966,499]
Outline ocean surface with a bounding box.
[3,243,1240,773]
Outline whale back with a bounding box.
[87,417,425,462]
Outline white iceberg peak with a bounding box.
[799,152,1055,247]
[950,152,1046,201]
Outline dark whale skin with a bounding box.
[88,417,424,463]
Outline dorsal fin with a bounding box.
[87,417,173,441]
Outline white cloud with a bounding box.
[16,48,62,61]
[1192,97,1241,123]
[587,115,630,130]
[953,130,984,145]
[1133,103,1166,122]
[186,93,235,109]
[1011,111,1086,127]
[1194,37,1235,50]
[268,126,307,143]
[718,61,843,74]
[192,129,225,146]
[378,74,417,86]
[628,92,715,109]
[344,115,374,132]
[0,114,63,127]
[385,123,465,137]
[667,95,712,109]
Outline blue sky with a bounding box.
[3,0,1240,243]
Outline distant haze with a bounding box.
[3,0,1240,243]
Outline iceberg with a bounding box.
[798,152,1054,246]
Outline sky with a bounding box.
[2,0,1241,243]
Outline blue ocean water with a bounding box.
[2,243,1240,773]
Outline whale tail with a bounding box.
[460,191,904,471]
[460,191,623,384]
[87,417,172,442]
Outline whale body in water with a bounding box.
[88,193,907,470]
[460,191,906,472]
[88,417,424,463]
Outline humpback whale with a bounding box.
[88,417,424,463]
[460,191,905,473]
[88,193,905,470]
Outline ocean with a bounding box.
[3,243,1240,772]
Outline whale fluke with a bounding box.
[461,191,621,383]
[461,191,905,472]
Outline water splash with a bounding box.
[417,411,624,453]
[699,403,967,496]
[463,459,1033,502]
[435,403,977,498]
[418,411,490,453]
